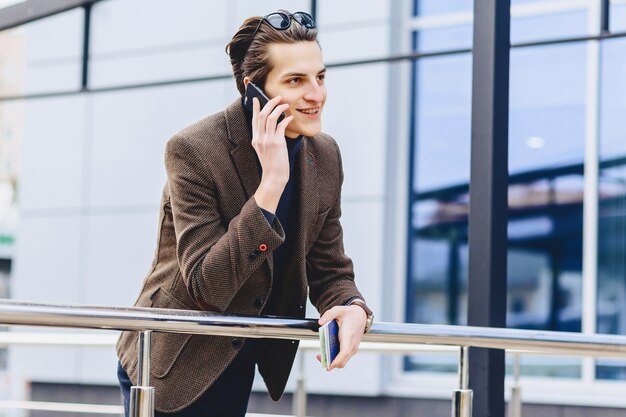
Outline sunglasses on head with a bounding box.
[245,11,316,55]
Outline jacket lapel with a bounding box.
[224,99,261,200]
[224,100,271,271]
[293,138,319,263]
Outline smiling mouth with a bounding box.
[297,108,320,115]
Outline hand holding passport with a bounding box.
[319,319,340,371]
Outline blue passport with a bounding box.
[320,319,340,370]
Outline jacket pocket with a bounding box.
[306,207,332,254]
[149,287,193,379]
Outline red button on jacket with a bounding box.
[259,244,268,252]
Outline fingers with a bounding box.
[252,96,289,156]
[328,341,358,370]
[328,328,360,370]
[256,96,285,134]
[318,306,341,326]
[319,306,367,371]
[265,103,289,133]
[275,115,294,136]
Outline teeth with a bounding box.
[299,108,319,114]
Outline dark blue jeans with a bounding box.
[117,342,257,417]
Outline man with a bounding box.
[117,10,373,417]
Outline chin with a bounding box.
[294,123,322,137]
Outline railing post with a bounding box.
[508,353,522,417]
[452,346,473,417]
[129,331,155,417]
[292,351,307,417]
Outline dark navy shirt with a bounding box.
[242,100,303,314]
[258,136,303,313]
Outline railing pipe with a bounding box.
[452,347,473,417]
[129,331,155,417]
[1,300,626,359]
[293,352,306,417]
[508,353,522,417]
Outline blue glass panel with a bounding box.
[509,44,586,174]
[511,9,588,44]
[611,1,626,32]
[415,0,472,16]
[407,43,586,375]
[596,38,626,380]
[416,25,473,53]
[413,54,472,192]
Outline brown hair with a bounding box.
[225,10,319,96]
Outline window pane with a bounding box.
[415,26,472,53]
[413,54,472,191]
[610,0,626,32]
[407,44,585,376]
[509,44,586,174]
[596,37,626,380]
[405,50,471,372]
[507,43,585,340]
[414,1,589,53]
[414,1,472,16]
[511,2,588,44]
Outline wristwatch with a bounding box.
[348,298,374,333]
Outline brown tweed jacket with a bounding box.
[116,99,365,413]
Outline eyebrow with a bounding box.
[281,68,327,79]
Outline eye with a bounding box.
[287,77,301,85]
[317,74,326,82]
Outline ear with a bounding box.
[243,77,251,89]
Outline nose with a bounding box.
[304,80,325,103]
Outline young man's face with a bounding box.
[262,41,327,138]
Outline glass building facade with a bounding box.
[406,0,626,381]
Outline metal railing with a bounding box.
[2,300,626,417]
[0,332,461,416]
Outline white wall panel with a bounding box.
[318,0,390,25]
[303,349,381,395]
[91,0,230,55]
[232,0,309,27]
[323,64,388,198]
[77,345,121,384]
[83,211,159,306]
[319,25,389,63]
[22,61,81,94]
[88,80,231,208]
[10,345,81,384]
[10,0,393,396]
[12,216,82,302]
[19,96,85,211]
[90,44,230,87]
[23,8,83,62]
[340,200,384,314]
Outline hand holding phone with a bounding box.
[247,82,294,214]
[244,82,285,124]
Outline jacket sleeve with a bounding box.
[306,140,365,315]
[165,135,285,312]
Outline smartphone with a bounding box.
[243,81,285,124]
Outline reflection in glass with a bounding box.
[596,38,626,380]
[406,44,585,376]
